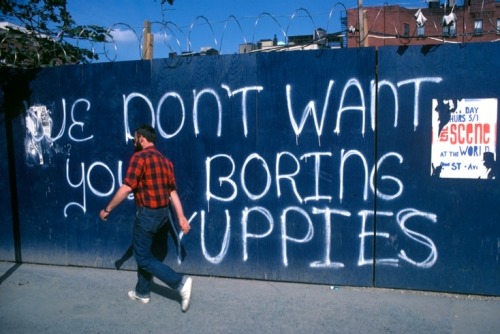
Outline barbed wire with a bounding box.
[107,7,339,61]
[0,4,359,67]
[1,3,499,68]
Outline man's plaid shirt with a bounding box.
[123,146,176,208]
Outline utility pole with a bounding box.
[358,0,364,47]
[142,20,154,60]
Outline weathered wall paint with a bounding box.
[375,44,499,295]
[0,99,15,261]
[1,43,498,295]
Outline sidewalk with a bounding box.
[0,261,499,333]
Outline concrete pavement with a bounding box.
[0,261,499,333]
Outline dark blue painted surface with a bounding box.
[0,108,15,261]
[3,44,499,295]
[376,43,500,295]
[11,49,377,288]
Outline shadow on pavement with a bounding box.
[0,262,21,285]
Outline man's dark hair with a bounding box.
[135,125,156,143]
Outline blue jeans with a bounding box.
[133,206,183,297]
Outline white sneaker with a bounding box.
[179,276,192,312]
[128,290,150,304]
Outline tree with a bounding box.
[0,0,111,68]
[1,0,176,69]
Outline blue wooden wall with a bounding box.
[1,43,498,295]
[0,92,15,261]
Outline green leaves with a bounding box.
[0,0,109,68]
[1,0,175,68]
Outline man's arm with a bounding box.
[99,184,133,221]
[170,190,190,234]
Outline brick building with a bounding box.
[347,0,500,47]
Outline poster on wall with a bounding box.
[431,98,498,179]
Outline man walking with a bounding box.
[99,124,192,312]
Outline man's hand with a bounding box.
[98,185,131,222]
[99,209,110,221]
[178,216,190,234]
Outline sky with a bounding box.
[66,0,430,62]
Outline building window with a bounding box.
[403,23,410,37]
[450,22,456,37]
[417,25,425,37]
[474,19,483,35]
[443,22,456,37]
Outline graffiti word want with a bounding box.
[121,76,443,143]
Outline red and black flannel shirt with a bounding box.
[123,146,176,208]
